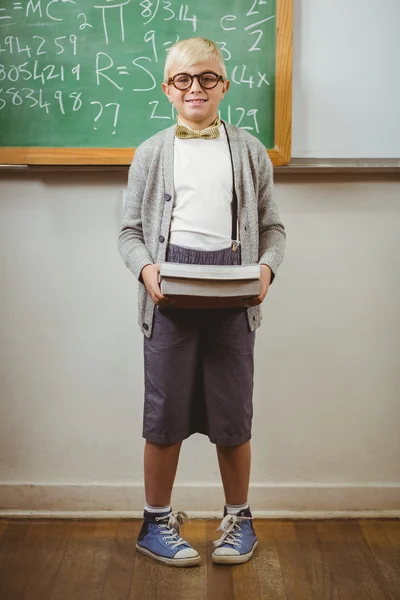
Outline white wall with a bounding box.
[292,0,400,157]
[0,172,399,516]
[0,0,400,516]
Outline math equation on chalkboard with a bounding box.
[0,0,276,148]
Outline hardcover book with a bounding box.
[159,263,261,309]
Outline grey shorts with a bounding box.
[142,244,256,446]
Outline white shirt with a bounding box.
[170,123,233,251]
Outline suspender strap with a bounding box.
[222,121,238,245]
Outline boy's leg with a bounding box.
[137,439,200,566]
[213,441,257,564]
[216,441,251,506]
[139,304,202,566]
[144,440,182,506]
[200,307,257,563]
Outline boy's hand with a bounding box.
[245,264,272,307]
[141,263,171,307]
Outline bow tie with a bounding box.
[175,117,222,140]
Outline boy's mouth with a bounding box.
[186,99,207,104]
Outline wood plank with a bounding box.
[316,520,390,600]
[269,149,289,166]
[342,521,392,600]
[317,520,364,600]
[381,519,400,548]
[50,520,98,600]
[295,520,340,600]
[274,0,293,165]
[0,521,8,541]
[0,516,398,600]
[182,519,207,600]
[72,520,119,600]
[232,530,261,600]
[129,521,165,600]
[206,520,234,600]
[156,520,206,600]
[1,146,286,166]
[22,520,72,600]
[0,520,64,599]
[360,520,400,600]
[102,519,140,600]
[273,521,313,600]
[129,536,159,600]
[252,520,287,600]
[0,148,136,166]
[0,520,31,598]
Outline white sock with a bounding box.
[145,503,171,514]
[226,502,249,515]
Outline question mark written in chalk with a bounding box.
[90,101,120,135]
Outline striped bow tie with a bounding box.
[175,117,222,140]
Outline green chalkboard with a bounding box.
[0,0,277,150]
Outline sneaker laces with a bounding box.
[155,510,191,550]
[213,514,252,549]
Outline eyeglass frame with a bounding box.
[167,71,225,91]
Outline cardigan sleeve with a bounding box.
[118,147,154,281]
[257,147,286,283]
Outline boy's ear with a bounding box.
[162,82,171,101]
[221,79,230,99]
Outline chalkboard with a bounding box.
[0,0,292,165]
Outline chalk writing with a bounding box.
[77,12,92,30]
[246,0,268,17]
[220,15,236,31]
[96,52,124,91]
[216,41,231,61]
[90,99,121,134]
[24,0,77,22]
[132,57,156,92]
[149,99,175,120]
[94,0,131,46]
[0,0,277,147]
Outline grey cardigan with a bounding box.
[118,122,286,338]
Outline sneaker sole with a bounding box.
[135,543,201,567]
[212,540,258,565]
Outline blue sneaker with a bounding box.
[136,509,200,567]
[212,506,258,564]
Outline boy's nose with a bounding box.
[189,77,203,93]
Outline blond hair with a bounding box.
[164,37,227,82]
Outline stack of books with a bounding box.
[159,263,261,309]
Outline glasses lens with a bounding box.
[174,75,192,89]
[199,73,219,88]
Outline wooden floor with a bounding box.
[0,519,399,600]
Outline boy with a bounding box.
[118,38,286,567]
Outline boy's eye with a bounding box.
[200,74,218,86]
[177,76,190,83]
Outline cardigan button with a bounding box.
[164,193,171,201]
[143,323,149,331]
[159,235,165,243]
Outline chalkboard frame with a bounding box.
[0,0,292,167]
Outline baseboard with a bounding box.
[1,482,399,519]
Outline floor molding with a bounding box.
[1,482,399,519]
[1,510,399,519]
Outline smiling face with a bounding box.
[162,59,230,130]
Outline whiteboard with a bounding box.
[292,0,400,158]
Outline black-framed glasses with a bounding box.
[167,71,224,90]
